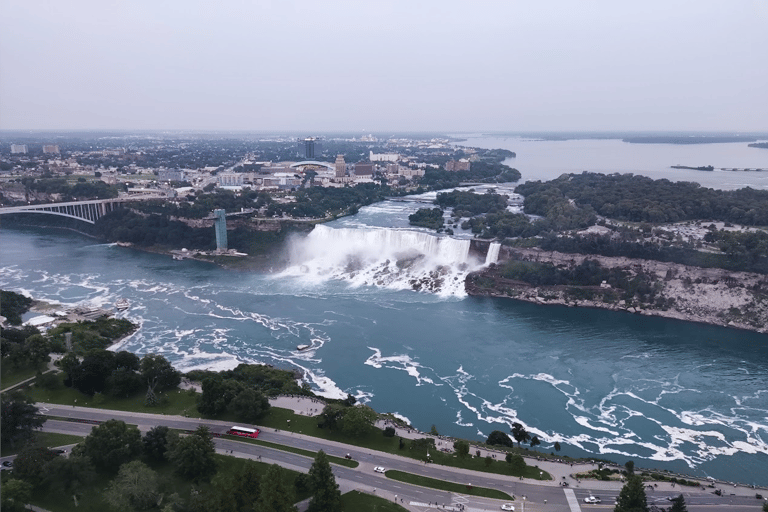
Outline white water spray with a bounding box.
[485,242,501,265]
[282,225,484,296]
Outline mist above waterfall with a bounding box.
[281,225,487,296]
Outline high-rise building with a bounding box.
[10,144,28,154]
[298,137,322,159]
[354,163,374,176]
[43,145,60,154]
[214,209,228,251]
[334,155,346,178]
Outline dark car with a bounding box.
[52,449,66,454]
[2,461,13,468]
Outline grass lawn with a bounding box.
[0,432,84,456]
[20,453,309,512]
[341,490,408,511]
[22,376,552,482]
[385,470,512,500]
[1,364,40,389]
[26,373,202,416]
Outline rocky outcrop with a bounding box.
[466,247,768,333]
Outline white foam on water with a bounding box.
[364,347,437,386]
[280,225,481,297]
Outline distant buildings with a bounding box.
[334,155,346,178]
[43,145,60,154]
[354,163,374,176]
[10,144,28,154]
[298,137,322,159]
[445,159,470,172]
[218,173,243,187]
[158,169,185,182]
[370,151,399,162]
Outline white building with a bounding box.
[370,151,399,162]
[10,144,28,154]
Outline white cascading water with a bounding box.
[282,225,485,296]
[485,242,501,264]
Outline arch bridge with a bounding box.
[0,196,165,225]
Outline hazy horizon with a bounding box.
[2,1,766,132]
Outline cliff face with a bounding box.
[466,247,768,334]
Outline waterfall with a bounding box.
[282,225,481,296]
[485,242,501,265]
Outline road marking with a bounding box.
[564,488,582,512]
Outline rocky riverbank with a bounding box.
[467,247,768,334]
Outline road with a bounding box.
[5,403,764,512]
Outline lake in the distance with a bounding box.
[2,136,767,486]
[456,135,768,190]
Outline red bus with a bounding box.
[226,426,260,438]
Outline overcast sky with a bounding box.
[1,1,766,132]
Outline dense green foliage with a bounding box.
[408,207,444,229]
[48,316,137,353]
[267,183,391,218]
[0,290,34,325]
[94,208,215,249]
[614,475,649,512]
[419,160,521,190]
[74,419,142,472]
[0,393,44,449]
[168,425,218,482]
[26,178,119,201]
[436,190,509,216]
[517,172,768,225]
[307,450,343,512]
[538,232,768,275]
[486,430,514,447]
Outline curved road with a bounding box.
[22,403,765,512]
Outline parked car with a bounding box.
[374,466,386,473]
[500,503,516,511]
[584,495,601,504]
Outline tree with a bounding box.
[197,377,243,416]
[668,494,688,512]
[316,404,346,431]
[24,334,50,368]
[140,353,181,392]
[230,388,270,423]
[430,424,440,436]
[506,453,526,474]
[511,422,531,447]
[168,425,217,481]
[69,350,116,395]
[454,440,470,458]
[43,454,96,498]
[614,475,649,512]
[104,460,161,511]
[383,426,396,437]
[12,444,58,484]
[230,460,263,512]
[625,460,635,474]
[307,450,342,512]
[143,425,177,461]
[256,464,298,512]
[341,405,377,437]
[486,430,513,447]
[530,435,541,447]
[106,366,143,397]
[77,419,142,472]
[0,479,33,512]
[1,392,44,448]
[554,441,561,452]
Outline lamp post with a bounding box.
[522,496,526,512]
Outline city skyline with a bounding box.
[1,1,767,132]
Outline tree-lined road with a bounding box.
[31,403,765,512]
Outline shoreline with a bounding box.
[468,248,768,335]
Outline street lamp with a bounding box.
[522,496,526,512]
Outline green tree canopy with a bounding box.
[341,405,377,437]
[307,450,342,512]
[0,479,33,512]
[668,494,688,512]
[614,475,649,512]
[43,454,96,498]
[167,425,217,481]
[511,422,531,447]
[104,460,161,511]
[230,387,270,423]
[454,440,470,458]
[11,444,58,485]
[256,464,298,512]
[142,425,178,461]
[486,430,513,447]
[76,419,142,472]
[140,353,181,391]
[0,392,44,448]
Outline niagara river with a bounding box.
[2,136,767,486]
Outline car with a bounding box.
[584,495,601,504]
[373,466,386,473]
[2,461,12,468]
[52,449,66,455]
[500,503,516,511]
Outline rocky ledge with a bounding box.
[466,247,768,334]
